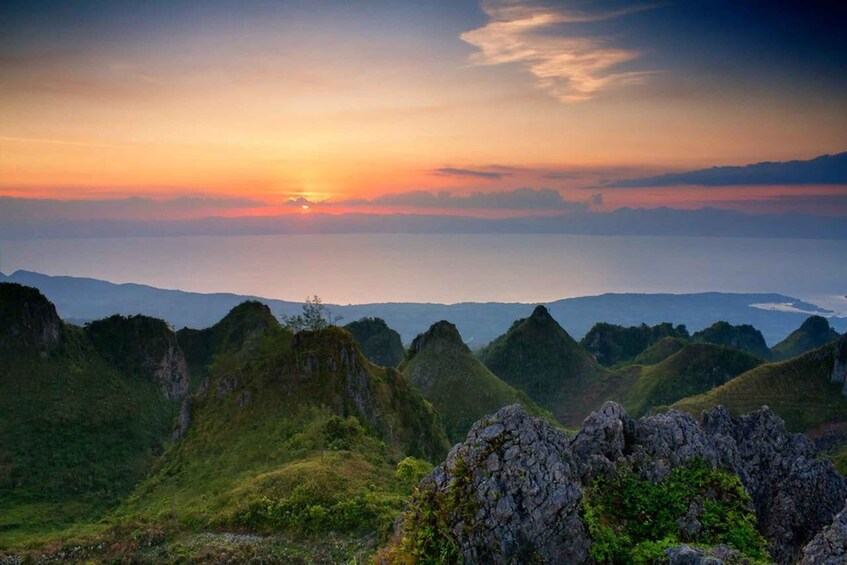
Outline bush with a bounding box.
[395,457,434,488]
[581,459,768,564]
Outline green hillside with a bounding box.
[117,325,450,546]
[619,343,762,417]
[632,336,688,365]
[177,300,281,387]
[479,305,610,427]
[344,317,405,367]
[673,339,847,431]
[580,321,689,367]
[771,315,840,360]
[0,284,183,546]
[692,321,771,359]
[401,320,549,442]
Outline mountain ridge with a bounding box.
[4,269,842,346]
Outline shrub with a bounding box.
[581,459,768,564]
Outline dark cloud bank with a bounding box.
[607,152,847,187]
[335,188,588,210]
[3,207,846,240]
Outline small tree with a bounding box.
[282,295,342,332]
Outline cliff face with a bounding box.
[0,282,62,350]
[86,314,190,400]
[392,402,847,564]
[832,334,847,394]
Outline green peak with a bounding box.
[0,282,63,349]
[529,304,553,323]
[344,317,405,367]
[799,315,832,333]
[216,300,278,329]
[410,321,467,356]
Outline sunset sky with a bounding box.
[2,0,846,219]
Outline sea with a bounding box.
[2,233,846,315]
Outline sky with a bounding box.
[1,0,846,221]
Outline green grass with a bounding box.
[672,343,847,431]
[632,336,688,366]
[114,326,448,538]
[0,292,448,560]
[402,321,551,442]
[619,343,762,417]
[0,325,179,548]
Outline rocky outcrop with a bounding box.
[702,406,847,562]
[401,402,847,564]
[417,405,590,564]
[801,503,847,564]
[0,282,62,350]
[172,397,192,441]
[665,544,741,564]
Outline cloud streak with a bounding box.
[461,0,658,102]
[335,188,590,210]
[606,152,847,187]
[434,167,508,179]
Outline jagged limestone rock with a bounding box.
[417,405,590,563]
[399,401,847,564]
[665,544,742,564]
[801,503,847,564]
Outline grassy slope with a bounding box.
[479,307,611,428]
[618,343,762,417]
[116,326,449,539]
[402,322,550,442]
[672,342,847,431]
[632,336,688,365]
[0,325,178,548]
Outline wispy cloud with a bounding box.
[461,1,659,102]
[606,152,847,187]
[0,135,113,148]
[334,187,591,210]
[434,167,509,179]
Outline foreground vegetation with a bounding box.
[2,282,845,562]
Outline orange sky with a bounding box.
[1,1,846,215]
